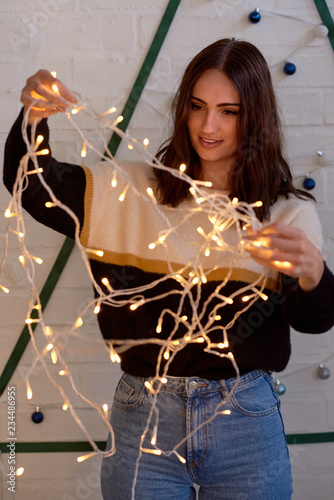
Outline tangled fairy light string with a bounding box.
[1,91,273,484]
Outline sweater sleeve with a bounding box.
[3,108,86,239]
[276,198,334,333]
[281,264,334,333]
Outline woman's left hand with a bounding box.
[244,222,324,292]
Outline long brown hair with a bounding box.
[154,38,313,220]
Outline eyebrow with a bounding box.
[191,96,240,107]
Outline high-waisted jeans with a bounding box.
[101,369,293,499]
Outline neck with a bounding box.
[199,164,231,191]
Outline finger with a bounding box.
[22,71,77,108]
[245,243,296,264]
[243,234,303,254]
[250,255,295,274]
[259,222,303,239]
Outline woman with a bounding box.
[4,39,334,499]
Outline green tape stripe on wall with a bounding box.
[313,0,334,50]
[0,0,182,397]
[1,433,334,453]
[0,238,75,396]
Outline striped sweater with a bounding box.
[3,110,334,379]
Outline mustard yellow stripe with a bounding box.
[80,166,93,247]
[87,249,277,290]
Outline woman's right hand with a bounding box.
[21,69,78,126]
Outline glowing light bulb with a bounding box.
[146,187,157,204]
[242,296,251,302]
[74,317,83,329]
[45,201,57,208]
[52,84,59,94]
[81,142,87,158]
[16,467,24,476]
[115,115,124,124]
[179,163,186,172]
[141,448,161,456]
[35,135,44,147]
[51,349,58,364]
[4,208,18,218]
[128,144,134,150]
[103,404,109,418]
[0,284,9,294]
[71,105,85,115]
[156,321,162,334]
[35,148,49,156]
[63,402,69,411]
[149,243,156,250]
[252,200,263,207]
[94,305,101,315]
[50,71,57,78]
[31,255,43,264]
[46,343,53,352]
[232,197,239,204]
[174,451,186,464]
[161,377,168,384]
[109,347,121,363]
[119,185,129,201]
[111,171,117,187]
[151,426,157,446]
[215,315,221,321]
[163,351,170,360]
[102,277,113,292]
[27,168,43,175]
[197,227,206,237]
[77,452,96,463]
[143,138,149,147]
[101,106,117,117]
[222,410,231,415]
[144,381,155,394]
[205,248,210,257]
[26,380,33,400]
[87,248,104,257]
[59,370,66,376]
[44,326,52,337]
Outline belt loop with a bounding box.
[219,379,229,399]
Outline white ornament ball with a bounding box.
[314,25,329,38]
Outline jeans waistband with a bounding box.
[134,369,267,395]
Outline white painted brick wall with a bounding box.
[0,0,333,498]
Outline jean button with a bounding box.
[189,381,197,390]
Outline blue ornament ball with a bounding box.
[317,364,331,380]
[303,177,316,190]
[248,10,261,23]
[31,409,44,424]
[275,380,286,396]
[284,62,296,75]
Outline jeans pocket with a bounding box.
[230,372,279,417]
[113,373,147,410]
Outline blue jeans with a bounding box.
[101,370,293,499]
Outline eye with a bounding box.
[222,109,238,116]
[191,103,203,111]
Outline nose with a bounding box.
[201,111,219,135]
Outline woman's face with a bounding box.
[187,69,240,186]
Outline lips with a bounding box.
[199,136,223,147]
